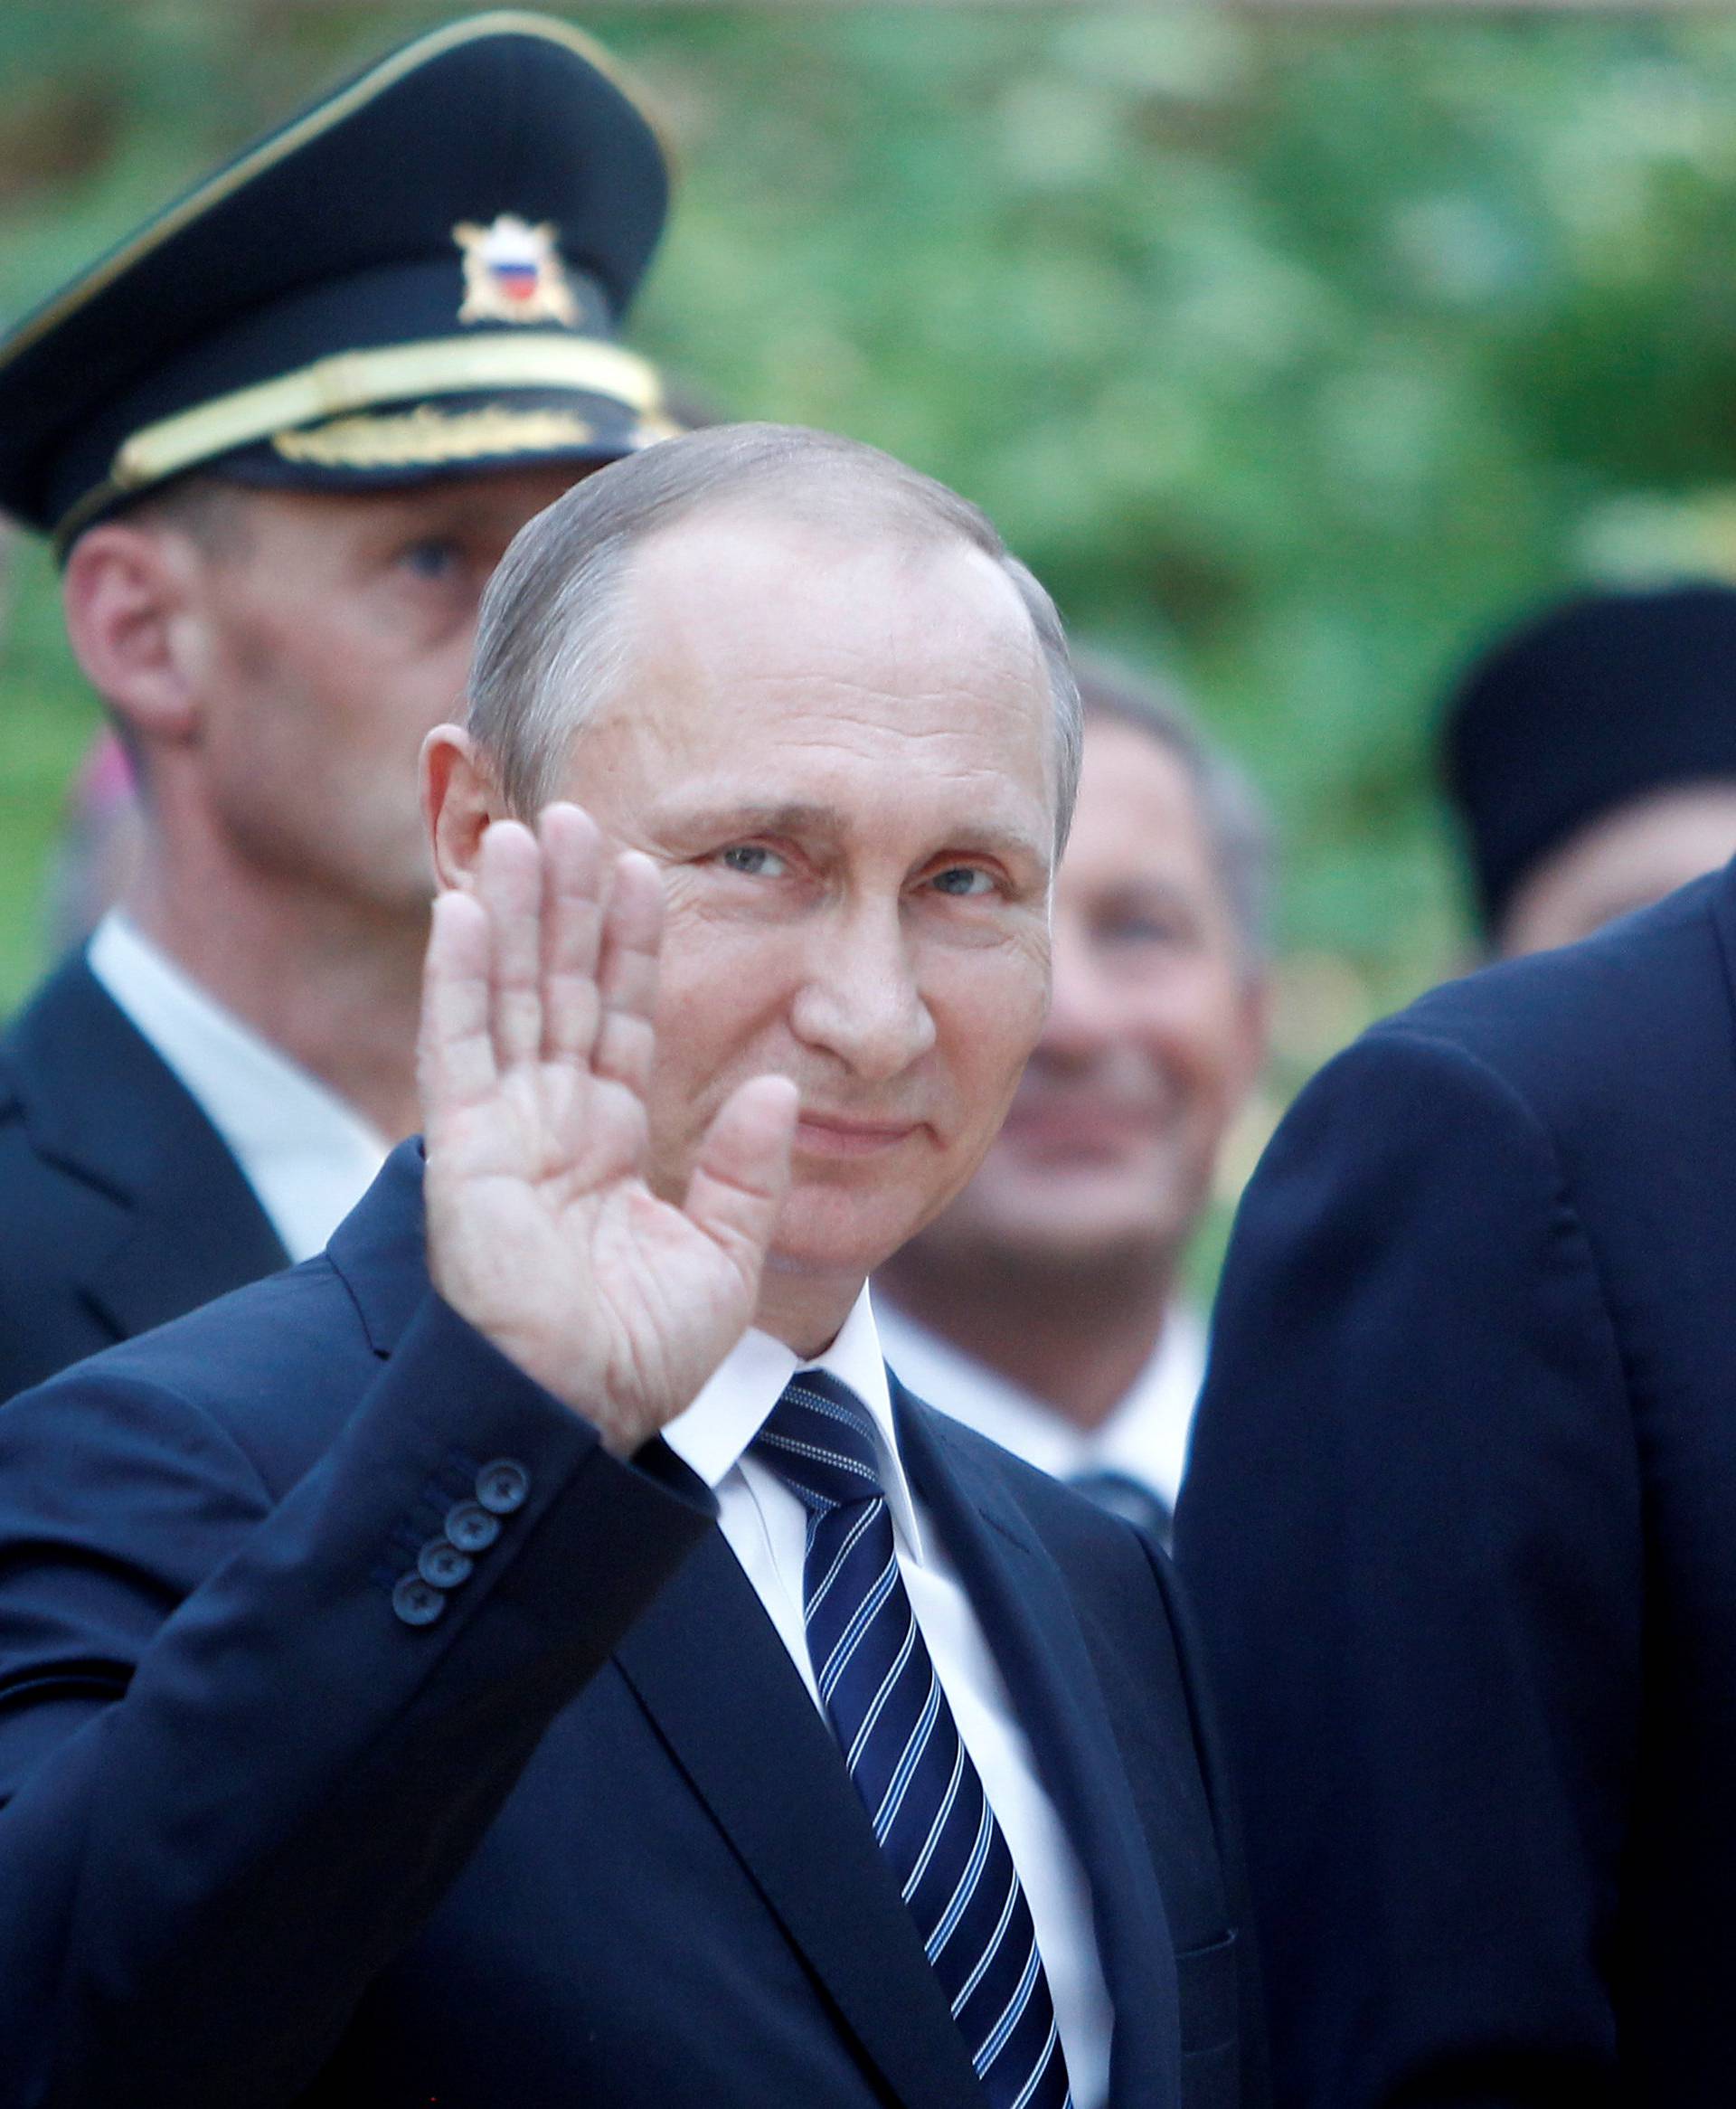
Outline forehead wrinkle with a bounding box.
[646,796,843,841]
[601,519,1058,857]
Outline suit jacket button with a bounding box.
[445,1499,502,1554]
[392,1574,446,1627]
[476,1458,531,1515]
[418,1537,474,1590]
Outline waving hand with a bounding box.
[419,804,798,1456]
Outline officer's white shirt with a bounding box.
[664,1284,1113,2109]
[875,1298,1207,1517]
[88,912,390,1263]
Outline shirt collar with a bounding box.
[875,1296,1205,1510]
[1095,1306,1205,1499]
[86,911,390,1260]
[664,1282,922,1556]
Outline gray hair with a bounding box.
[466,422,1082,845]
[1072,650,1276,966]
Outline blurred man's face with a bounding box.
[1497,782,1736,957]
[184,465,582,917]
[906,714,1267,1273]
[558,510,1057,1292]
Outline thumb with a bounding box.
[680,1074,799,1287]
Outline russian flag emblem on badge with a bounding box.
[454,215,580,327]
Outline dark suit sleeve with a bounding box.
[0,1291,712,2109]
[1175,1028,1640,2109]
[1137,1538,1272,2109]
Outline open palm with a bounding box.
[419,806,797,1456]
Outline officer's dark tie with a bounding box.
[754,1370,1074,2109]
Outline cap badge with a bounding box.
[453,216,580,327]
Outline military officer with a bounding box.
[0,13,679,1401]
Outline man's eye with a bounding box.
[399,538,461,581]
[929,865,995,898]
[719,845,787,877]
[1103,913,1192,950]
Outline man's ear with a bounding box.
[61,522,206,747]
[422,724,506,894]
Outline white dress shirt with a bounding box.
[874,1299,1207,1518]
[87,913,390,1263]
[663,1285,1113,2109]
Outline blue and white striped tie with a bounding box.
[754,1370,1074,2109]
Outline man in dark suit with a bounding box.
[0,14,678,1401]
[1177,848,1736,2103]
[0,424,1263,2107]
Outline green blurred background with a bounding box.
[9,2,1736,1141]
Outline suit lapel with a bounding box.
[614,1534,990,2109]
[81,1158,288,1342]
[3,957,287,1338]
[895,1384,1182,2109]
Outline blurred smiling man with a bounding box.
[878,663,1273,1538]
[0,14,677,1402]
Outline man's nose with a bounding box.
[788,902,936,1083]
[1036,932,1118,1063]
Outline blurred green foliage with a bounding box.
[9,0,1736,1088]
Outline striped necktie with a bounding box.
[754,1370,1074,2109]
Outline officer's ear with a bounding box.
[61,517,208,747]
[423,724,509,894]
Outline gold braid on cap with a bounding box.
[53,334,666,545]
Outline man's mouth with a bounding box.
[794,1111,922,1158]
[996,1098,1166,1158]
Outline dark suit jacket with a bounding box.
[1177,858,1736,2107]
[0,955,288,1403]
[0,1142,1264,2109]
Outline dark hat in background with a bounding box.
[1439,582,1736,935]
[0,11,678,550]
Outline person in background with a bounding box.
[1177,579,1736,2102]
[0,14,678,1403]
[876,660,1273,1542]
[1442,581,1736,958]
[32,412,733,961]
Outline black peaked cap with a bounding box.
[0,11,675,544]
[1441,582,1736,933]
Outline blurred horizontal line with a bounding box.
[263,0,1731,11]
[500,0,1731,10]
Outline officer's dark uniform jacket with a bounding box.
[0,956,287,1403]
